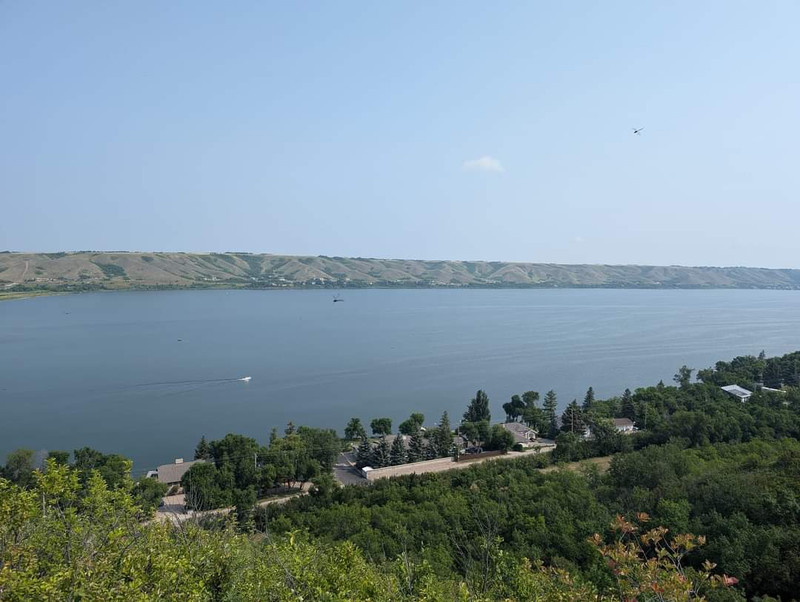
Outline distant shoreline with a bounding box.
[4,282,800,303]
[3,251,800,296]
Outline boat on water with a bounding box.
[239,376,252,382]
[333,294,343,303]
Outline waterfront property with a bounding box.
[155,458,204,489]
[501,422,539,448]
[721,384,753,402]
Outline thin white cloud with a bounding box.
[462,156,504,173]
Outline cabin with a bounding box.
[155,458,204,488]
[721,385,753,402]
[612,418,637,433]
[501,422,539,448]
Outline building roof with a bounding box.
[501,422,537,435]
[501,422,538,444]
[721,385,752,398]
[612,418,635,428]
[157,459,204,484]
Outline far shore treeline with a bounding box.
[3,350,800,599]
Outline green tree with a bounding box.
[296,426,340,471]
[209,433,260,490]
[620,388,636,421]
[389,435,407,465]
[522,390,540,408]
[587,418,626,456]
[463,389,491,423]
[182,461,230,510]
[194,435,211,460]
[407,429,425,463]
[674,365,694,389]
[46,450,70,466]
[373,436,390,468]
[232,486,257,532]
[502,394,526,422]
[344,417,367,440]
[432,411,453,458]
[561,400,585,435]
[398,413,425,435]
[583,386,595,411]
[132,475,168,513]
[543,390,559,438]
[356,436,373,467]
[522,406,546,433]
[1,449,36,487]
[486,424,515,452]
[370,417,392,436]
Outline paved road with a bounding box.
[155,484,310,524]
[333,451,368,486]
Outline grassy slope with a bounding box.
[2,251,800,293]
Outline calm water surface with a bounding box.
[1,288,799,471]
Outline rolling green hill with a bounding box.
[2,251,800,295]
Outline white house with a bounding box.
[721,385,752,402]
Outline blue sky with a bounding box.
[1,1,798,267]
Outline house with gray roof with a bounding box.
[156,458,204,487]
[500,422,538,448]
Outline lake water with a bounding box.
[1,288,799,472]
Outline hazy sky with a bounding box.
[1,2,798,267]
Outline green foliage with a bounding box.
[370,417,392,436]
[398,413,425,435]
[194,435,211,460]
[502,394,526,422]
[463,389,491,423]
[389,435,407,465]
[407,429,425,463]
[132,475,168,513]
[1,448,36,487]
[485,424,515,452]
[560,400,586,435]
[543,390,559,438]
[356,436,373,468]
[620,388,636,421]
[583,386,595,411]
[344,417,367,440]
[46,450,70,466]
[373,436,391,468]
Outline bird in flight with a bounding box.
[633,127,645,135]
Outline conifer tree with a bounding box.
[463,390,491,423]
[408,428,425,463]
[389,435,406,465]
[582,387,595,412]
[543,389,559,438]
[356,436,373,468]
[373,436,391,468]
[433,411,452,458]
[561,400,585,435]
[621,388,636,421]
[194,435,211,460]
